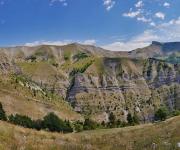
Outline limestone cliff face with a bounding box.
[67,58,180,122]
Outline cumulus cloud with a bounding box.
[123,9,141,18]
[103,0,115,11]
[149,22,156,27]
[163,2,170,8]
[135,1,143,8]
[122,2,154,25]
[122,1,172,27]
[137,16,151,23]
[155,12,165,20]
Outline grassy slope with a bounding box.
[0,76,82,121]
[0,116,180,150]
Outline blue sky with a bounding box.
[0,0,180,51]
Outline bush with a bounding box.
[33,119,43,130]
[127,113,134,125]
[172,110,180,116]
[133,113,140,125]
[73,121,84,132]
[127,113,139,125]
[155,106,169,121]
[42,112,73,133]
[8,114,34,128]
[108,112,116,128]
[0,102,7,121]
[83,118,98,130]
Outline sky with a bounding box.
[0,0,180,51]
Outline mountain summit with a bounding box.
[129,41,180,58]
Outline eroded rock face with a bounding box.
[67,58,180,122]
[0,51,20,74]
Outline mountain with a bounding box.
[0,42,179,123]
[129,41,180,63]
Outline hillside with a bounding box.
[0,116,180,150]
[0,43,179,123]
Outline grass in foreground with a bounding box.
[0,116,180,150]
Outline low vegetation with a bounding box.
[0,102,179,134]
[0,102,73,133]
[0,115,180,149]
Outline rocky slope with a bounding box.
[0,42,179,122]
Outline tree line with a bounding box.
[0,102,73,133]
[0,102,179,133]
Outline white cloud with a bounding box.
[155,12,165,20]
[123,9,152,24]
[102,16,180,51]
[101,41,150,51]
[156,17,180,41]
[103,0,115,11]
[49,0,68,6]
[150,22,156,27]
[102,30,159,51]
[137,16,151,23]
[123,9,141,18]
[135,1,143,8]
[24,39,96,47]
[159,17,180,27]
[82,39,96,45]
[25,40,71,47]
[163,2,170,8]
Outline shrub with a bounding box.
[42,112,73,133]
[126,112,140,125]
[0,102,7,121]
[172,110,180,116]
[73,121,84,132]
[83,118,98,130]
[133,113,140,125]
[33,119,43,130]
[8,114,34,128]
[116,120,128,127]
[108,112,116,128]
[155,106,169,121]
[74,52,88,61]
[127,113,134,125]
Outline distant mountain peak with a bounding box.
[151,41,163,46]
